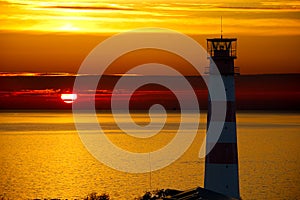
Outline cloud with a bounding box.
[0,0,27,6]
[217,6,298,10]
[41,5,134,11]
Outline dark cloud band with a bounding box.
[42,5,134,11]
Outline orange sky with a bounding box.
[0,0,299,74]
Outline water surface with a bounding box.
[0,111,299,199]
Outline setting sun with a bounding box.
[61,93,77,103]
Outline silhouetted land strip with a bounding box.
[0,74,299,110]
[0,188,237,200]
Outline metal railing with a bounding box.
[204,66,240,75]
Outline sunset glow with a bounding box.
[0,0,299,74]
[1,0,299,35]
[0,2,299,199]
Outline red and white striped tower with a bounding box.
[204,36,240,199]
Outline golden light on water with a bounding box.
[0,112,299,199]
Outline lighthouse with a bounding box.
[204,34,240,199]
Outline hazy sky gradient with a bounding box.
[0,0,299,74]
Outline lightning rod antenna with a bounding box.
[149,152,152,191]
[221,16,223,39]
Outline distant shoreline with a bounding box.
[1,72,300,76]
[1,74,299,110]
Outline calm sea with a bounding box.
[0,111,299,199]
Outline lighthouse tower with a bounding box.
[204,35,240,198]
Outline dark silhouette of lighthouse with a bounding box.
[204,30,240,198]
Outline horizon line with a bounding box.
[0,72,299,77]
